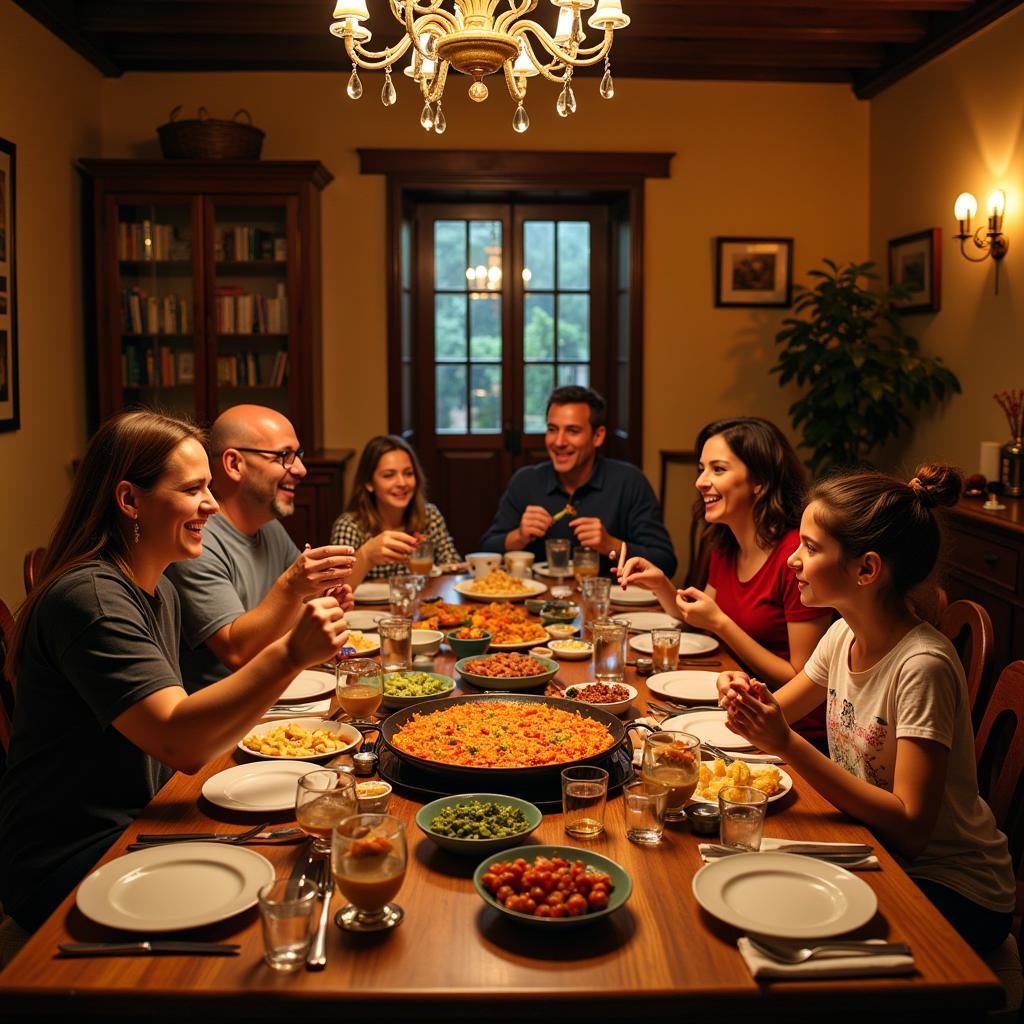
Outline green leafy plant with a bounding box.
[771,259,960,474]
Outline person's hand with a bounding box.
[282,545,357,600]
[615,555,666,593]
[327,582,355,613]
[716,670,752,710]
[285,596,350,669]
[722,679,793,756]
[675,586,728,634]
[519,505,553,542]
[569,516,618,556]
[361,529,418,567]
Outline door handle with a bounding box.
[504,423,522,455]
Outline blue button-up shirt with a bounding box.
[479,457,677,577]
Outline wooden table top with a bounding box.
[0,577,1002,1022]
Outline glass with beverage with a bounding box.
[650,628,681,672]
[545,538,571,583]
[641,730,701,823]
[718,786,768,851]
[377,616,412,672]
[335,657,384,725]
[295,768,358,855]
[591,617,628,683]
[331,813,408,932]
[561,765,609,838]
[407,538,434,577]
[572,547,599,590]
[580,576,611,634]
[388,574,421,620]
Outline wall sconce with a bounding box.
[953,189,1009,294]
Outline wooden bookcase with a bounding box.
[78,160,352,546]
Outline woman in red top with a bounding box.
[618,417,831,743]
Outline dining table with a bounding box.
[0,574,1004,1022]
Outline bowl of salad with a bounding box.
[415,793,542,855]
[381,670,456,710]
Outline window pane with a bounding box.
[557,221,590,290]
[523,293,554,361]
[469,294,501,360]
[523,363,553,433]
[557,363,590,388]
[435,294,466,360]
[523,221,554,290]
[557,294,590,361]
[436,364,466,433]
[468,221,502,293]
[470,364,502,434]
[434,220,466,290]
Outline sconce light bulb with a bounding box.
[954,192,978,221]
[987,189,1006,217]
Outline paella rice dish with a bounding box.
[391,701,615,767]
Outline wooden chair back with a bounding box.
[22,547,45,595]
[939,598,994,726]
[975,660,1024,941]
[0,596,16,764]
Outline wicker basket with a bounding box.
[157,106,265,160]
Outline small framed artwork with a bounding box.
[0,136,18,432]
[715,237,793,308]
[888,228,941,314]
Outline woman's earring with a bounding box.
[134,519,141,545]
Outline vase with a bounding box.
[1000,437,1024,497]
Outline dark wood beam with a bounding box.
[12,0,122,75]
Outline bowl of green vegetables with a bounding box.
[415,793,543,856]
[381,670,456,710]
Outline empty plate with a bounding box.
[691,852,877,938]
[630,633,719,656]
[344,609,387,630]
[202,760,313,812]
[647,670,721,704]
[616,612,683,632]
[353,582,391,603]
[660,710,753,751]
[277,668,335,702]
[609,586,658,606]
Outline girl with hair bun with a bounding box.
[718,463,1015,953]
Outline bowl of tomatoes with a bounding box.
[446,626,492,658]
[473,845,632,926]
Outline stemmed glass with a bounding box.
[295,768,358,855]
[641,730,701,823]
[335,657,384,726]
[332,813,408,932]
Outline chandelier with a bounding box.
[329,1,630,134]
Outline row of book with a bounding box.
[118,221,191,262]
[216,351,288,388]
[214,226,287,263]
[121,287,192,335]
[214,284,288,334]
[122,345,195,387]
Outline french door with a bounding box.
[409,201,610,553]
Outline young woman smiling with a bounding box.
[330,435,461,587]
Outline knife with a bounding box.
[58,941,240,957]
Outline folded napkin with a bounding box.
[699,838,879,870]
[265,698,332,718]
[628,718,783,765]
[738,937,915,979]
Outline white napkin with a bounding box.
[628,718,783,765]
[738,937,915,979]
[264,698,332,718]
[699,838,880,870]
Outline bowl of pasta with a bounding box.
[239,718,362,762]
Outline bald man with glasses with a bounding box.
[165,404,356,692]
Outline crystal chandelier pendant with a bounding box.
[420,101,434,131]
[512,103,530,133]
[556,87,569,118]
[433,103,447,135]
[346,66,363,100]
[565,84,577,114]
[381,67,397,107]
[599,70,614,100]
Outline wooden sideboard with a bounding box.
[942,497,1024,684]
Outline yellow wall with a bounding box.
[0,4,102,603]
[870,7,1024,475]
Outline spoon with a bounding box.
[747,936,912,964]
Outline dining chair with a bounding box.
[0,595,16,765]
[939,598,994,729]
[22,546,45,596]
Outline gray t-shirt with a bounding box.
[0,561,183,925]
[164,513,299,692]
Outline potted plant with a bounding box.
[771,260,960,474]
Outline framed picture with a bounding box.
[888,228,941,314]
[0,136,18,432]
[715,237,793,308]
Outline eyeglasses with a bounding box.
[234,447,305,468]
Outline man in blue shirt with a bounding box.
[480,386,677,576]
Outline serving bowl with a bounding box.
[561,682,638,717]
[411,628,445,657]
[446,628,492,658]
[548,639,593,661]
[525,598,547,616]
[415,793,542,856]
[455,654,559,692]
[355,780,392,813]
[381,670,456,710]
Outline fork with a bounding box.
[746,936,912,964]
[306,860,335,970]
[134,821,270,844]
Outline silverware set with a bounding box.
[126,823,303,851]
[702,842,872,865]
[305,857,335,970]
[746,936,912,963]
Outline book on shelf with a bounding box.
[177,351,195,383]
[214,225,287,263]
[121,341,193,387]
[213,349,288,388]
[118,220,191,261]
[121,287,191,335]
[214,282,288,335]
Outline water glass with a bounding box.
[623,780,669,845]
[651,628,681,672]
[591,617,628,683]
[407,538,434,577]
[295,768,358,855]
[580,576,611,632]
[388,574,421,620]
[561,765,609,838]
[545,538,571,579]
[377,616,412,672]
[257,878,318,971]
[718,786,769,851]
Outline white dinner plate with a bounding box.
[343,609,387,631]
[277,668,335,702]
[202,760,313,812]
[238,717,362,761]
[343,632,381,656]
[691,852,877,938]
[76,843,275,932]
[647,670,721,704]
[691,766,793,806]
[616,612,682,632]
[660,710,754,751]
[609,586,659,606]
[630,633,719,656]
[353,582,391,604]
[453,578,548,603]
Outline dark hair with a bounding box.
[10,410,206,672]
[808,463,963,596]
[694,417,807,554]
[346,435,427,535]
[546,386,606,430]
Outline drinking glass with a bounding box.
[561,765,609,838]
[651,628,681,672]
[377,616,412,672]
[257,878,318,971]
[591,617,628,683]
[641,730,701,823]
[622,780,669,845]
[572,547,599,590]
[545,538,571,582]
[335,657,384,725]
[295,768,358,855]
[718,786,769,851]
[332,813,408,932]
[580,576,611,634]
[407,538,434,577]
[388,574,421,620]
